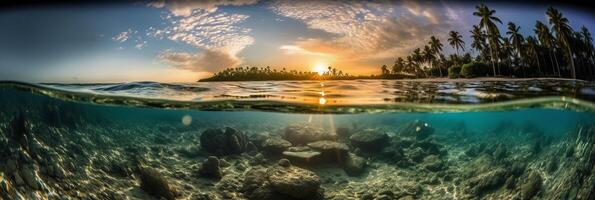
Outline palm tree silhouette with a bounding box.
[429,36,444,76]
[470,25,487,61]
[526,36,542,75]
[535,21,560,76]
[448,31,465,66]
[506,22,524,72]
[422,45,436,77]
[474,4,502,76]
[547,7,575,79]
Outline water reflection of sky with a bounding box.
[41,79,595,105]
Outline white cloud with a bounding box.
[149,7,254,72]
[112,28,136,42]
[157,49,240,72]
[270,0,464,62]
[148,0,258,16]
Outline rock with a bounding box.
[198,156,222,179]
[4,160,17,174]
[520,172,542,200]
[343,153,366,176]
[283,123,334,145]
[139,167,176,200]
[243,168,268,196]
[200,127,249,156]
[467,169,506,195]
[250,183,297,200]
[398,120,434,140]
[251,132,271,147]
[408,147,427,163]
[266,165,321,199]
[20,166,41,190]
[335,127,351,140]
[414,140,443,155]
[261,138,292,155]
[282,151,321,165]
[421,155,443,172]
[278,159,291,167]
[493,144,507,160]
[12,172,24,186]
[307,140,349,163]
[349,129,389,152]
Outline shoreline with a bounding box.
[197,77,591,83]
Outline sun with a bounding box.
[313,64,328,75]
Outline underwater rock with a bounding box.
[12,172,25,186]
[467,169,506,195]
[278,159,291,167]
[10,113,30,150]
[414,140,444,156]
[20,166,41,190]
[493,144,508,161]
[282,150,321,165]
[520,172,542,200]
[243,167,268,197]
[398,120,434,140]
[139,167,177,200]
[283,123,334,145]
[261,138,292,155]
[408,147,427,163]
[266,164,321,199]
[343,153,366,176]
[336,127,351,139]
[251,132,271,148]
[198,156,222,179]
[421,155,444,172]
[349,129,389,152]
[307,140,349,163]
[200,127,249,156]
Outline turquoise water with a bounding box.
[1,80,595,199]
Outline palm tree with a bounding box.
[470,25,487,60]
[506,22,524,69]
[501,37,514,75]
[392,57,405,74]
[580,26,594,65]
[381,65,389,75]
[411,48,426,78]
[474,4,503,76]
[448,31,465,66]
[526,36,542,75]
[547,7,576,78]
[429,36,444,76]
[422,45,436,77]
[535,21,560,76]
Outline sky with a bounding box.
[0,0,593,83]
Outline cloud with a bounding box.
[112,29,136,42]
[270,0,464,63]
[149,5,254,72]
[158,49,240,72]
[148,0,258,16]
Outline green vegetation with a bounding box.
[448,65,462,79]
[199,66,374,82]
[384,5,595,80]
[460,62,491,78]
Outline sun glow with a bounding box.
[313,64,328,75]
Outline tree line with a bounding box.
[382,5,595,80]
[198,66,373,82]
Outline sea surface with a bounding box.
[1,79,595,200]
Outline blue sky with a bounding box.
[0,1,593,83]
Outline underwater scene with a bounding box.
[1,80,595,200]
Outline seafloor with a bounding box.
[1,91,595,200]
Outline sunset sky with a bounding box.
[0,0,593,83]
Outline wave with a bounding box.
[1,80,594,113]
